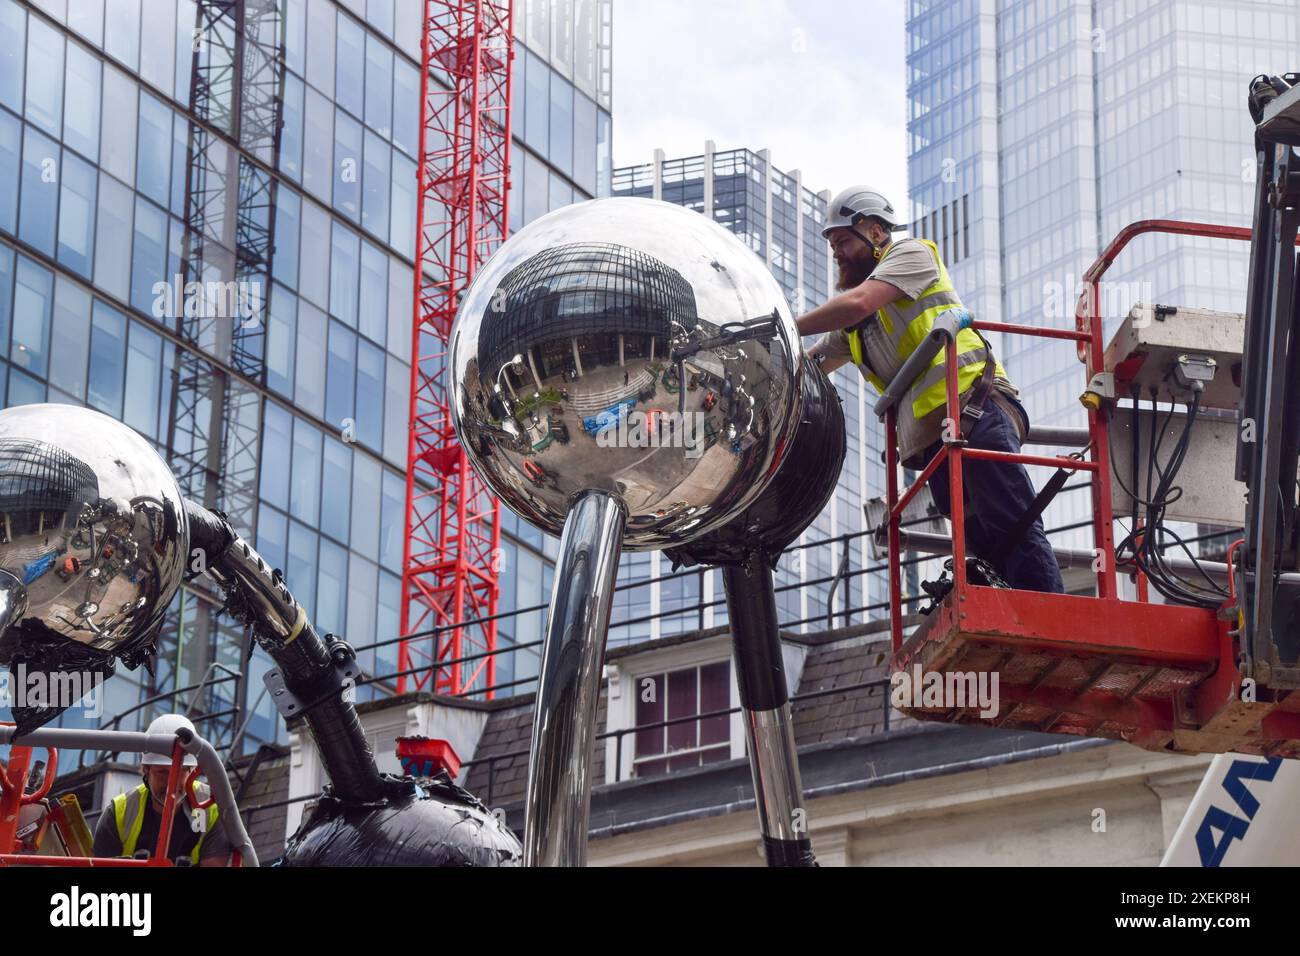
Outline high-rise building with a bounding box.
[906,0,1299,544]
[613,144,889,638]
[0,0,611,753]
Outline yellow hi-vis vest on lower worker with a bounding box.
[845,237,1009,466]
[113,783,219,864]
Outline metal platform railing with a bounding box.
[0,724,257,867]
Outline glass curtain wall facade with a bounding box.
[0,0,611,752]
[906,0,1299,550]
[613,145,888,638]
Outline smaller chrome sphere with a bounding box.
[0,404,188,663]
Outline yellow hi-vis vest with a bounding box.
[113,783,220,865]
[845,238,1009,464]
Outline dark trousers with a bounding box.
[923,396,1065,594]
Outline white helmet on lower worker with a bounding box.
[823,185,903,238]
[142,713,199,767]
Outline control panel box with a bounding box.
[1103,304,1244,410]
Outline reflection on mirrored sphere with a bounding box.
[451,198,803,548]
[0,404,188,667]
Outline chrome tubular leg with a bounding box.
[522,490,626,867]
[721,551,817,867]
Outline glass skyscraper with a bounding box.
[906,0,1299,545]
[613,144,889,637]
[0,0,611,754]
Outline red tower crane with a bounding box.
[399,0,514,696]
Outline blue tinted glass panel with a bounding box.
[573,92,596,195]
[123,320,162,438]
[321,436,351,543]
[367,0,394,38]
[20,127,58,256]
[549,76,573,177]
[325,320,357,431]
[358,239,386,345]
[379,468,404,569]
[130,197,167,315]
[294,300,326,418]
[392,58,418,157]
[302,86,333,203]
[349,452,380,561]
[267,282,297,397]
[11,256,51,378]
[63,41,101,161]
[88,300,127,416]
[169,113,187,217]
[7,367,44,406]
[329,221,359,327]
[361,130,389,241]
[99,66,137,184]
[281,71,304,182]
[524,50,548,150]
[0,1,25,113]
[57,150,96,277]
[69,0,104,47]
[104,0,140,71]
[256,504,288,573]
[0,245,12,354]
[287,521,317,612]
[389,152,415,257]
[356,338,383,449]
[49,277,90,400]
[316,539,347,634]
[94,173,133,301]
[364,34,392,137]
[334,13,365,119]
[0,110,20,233]
[272,186,301,288]
[136,93,171,206]
[333,109,362,223]
[290,416,322,524]
[259,401,293,510]
[24,18,64,137]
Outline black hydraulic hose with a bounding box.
[183,499,385,804]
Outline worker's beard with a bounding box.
[836,255,875,291]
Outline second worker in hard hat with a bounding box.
[797,186,1064,594]
[91,714,231,866]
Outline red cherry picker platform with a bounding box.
[0,724,256,866]
[879,202,1300,758]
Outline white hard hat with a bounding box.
[823,185,903,237]
[142,713,199,767]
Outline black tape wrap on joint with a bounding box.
[762,835,818,867]
[183,499,235,577]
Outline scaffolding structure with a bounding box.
[399,1,514,696]
[159,0,285,740]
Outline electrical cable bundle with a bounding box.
[1112,386,1230,608]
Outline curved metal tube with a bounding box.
[523,490,626,867]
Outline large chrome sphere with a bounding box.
[0,404,188,662]
[450,198,803,549]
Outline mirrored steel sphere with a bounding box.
[450,198,804,549]
[0,404,188,662]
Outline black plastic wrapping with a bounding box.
[279,773,523,867]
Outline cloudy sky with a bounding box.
[610,0,908,205]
